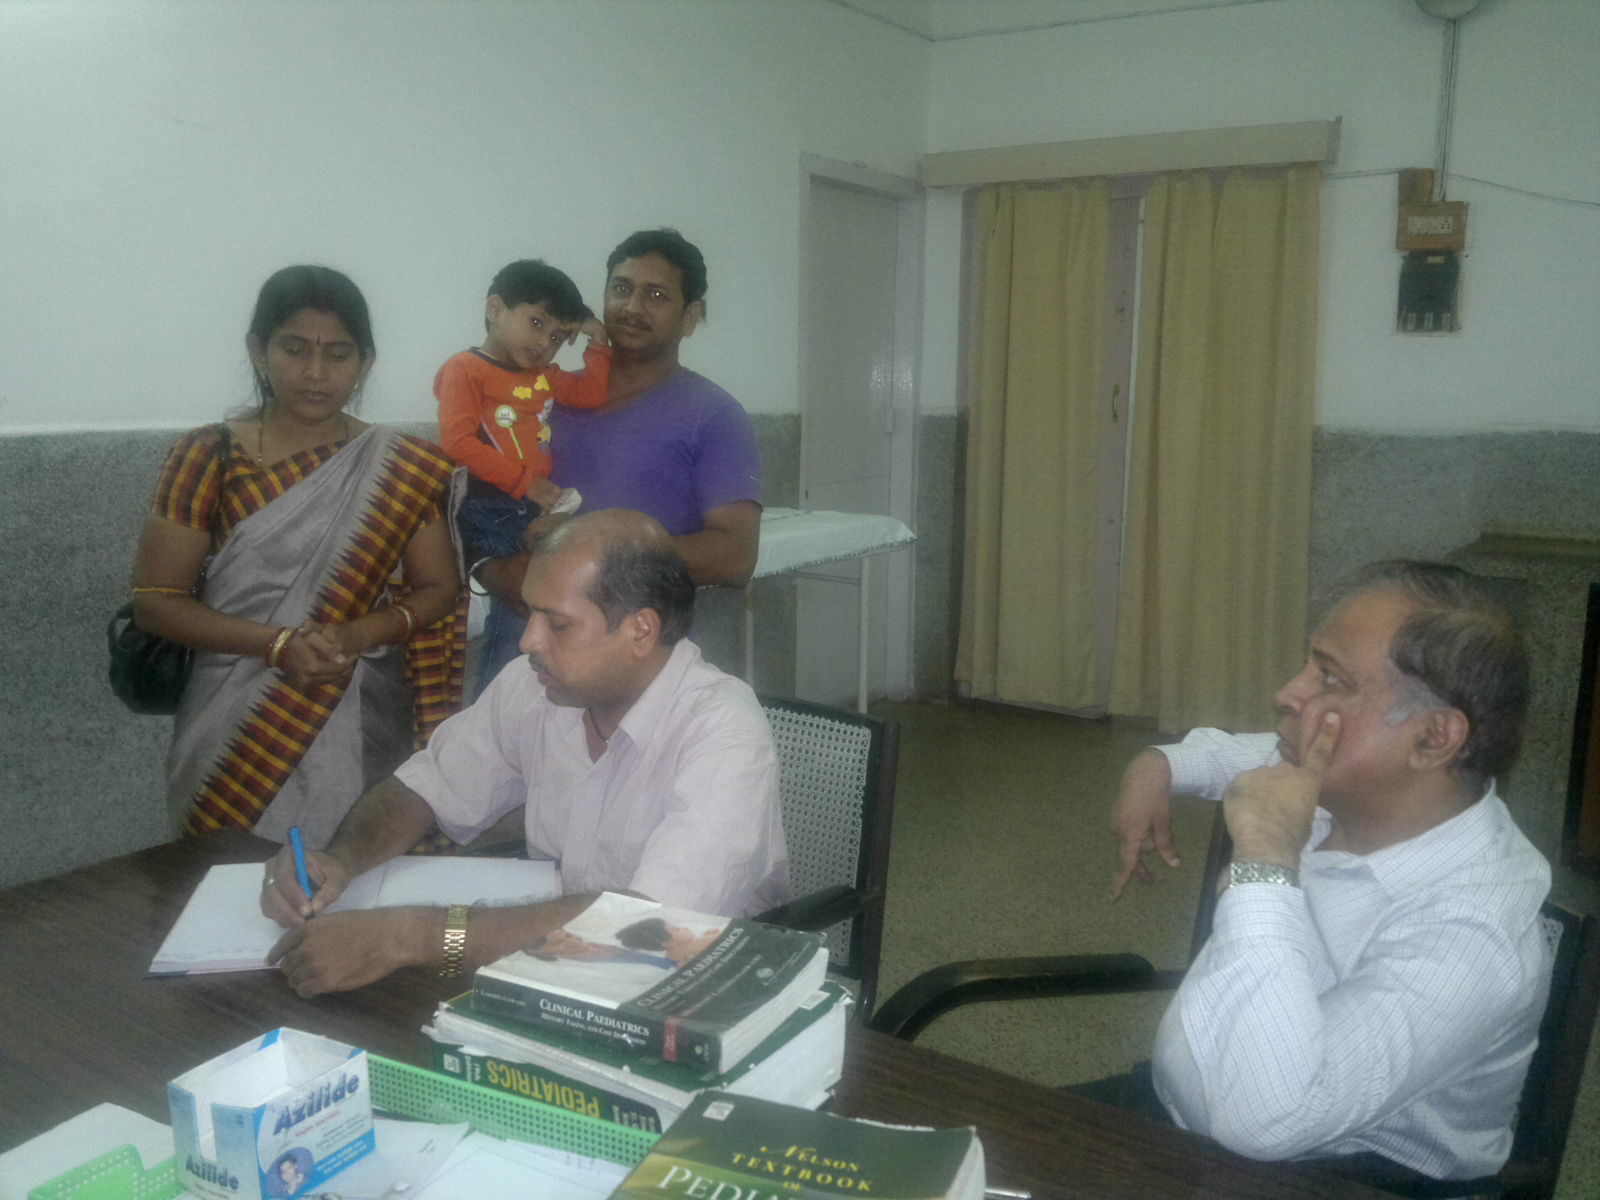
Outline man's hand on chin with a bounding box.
[1223,712,1340,868]
[268,907,436,998]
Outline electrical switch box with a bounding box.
[1395,168,1466,331]
[1397,250,1461,333]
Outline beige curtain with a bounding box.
[955,181,1110,709]
[1110,166,1319,732]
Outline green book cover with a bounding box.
[609,1092,982,1200]
[430,1042,669,1132]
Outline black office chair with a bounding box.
[867,807,1600,1200]
[753,695,899,1022]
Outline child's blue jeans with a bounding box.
[458,489,539,560]
[460,484,541,698]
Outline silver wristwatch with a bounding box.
[1226,860,1300,889]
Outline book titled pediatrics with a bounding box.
[472,892,828,1075]
[425,982,851,1133]
[607,1091,986,1200]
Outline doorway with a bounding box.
[796,159,922,707]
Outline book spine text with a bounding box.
[472,977,721,1070]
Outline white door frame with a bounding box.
[797,153,924,701]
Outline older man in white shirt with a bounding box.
[1111,560,1550,1183]
[260,509,789,997]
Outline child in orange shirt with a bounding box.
[435,259,610,564]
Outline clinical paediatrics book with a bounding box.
[606,1091,986,1199]
[426,982,850,1133]
[472,892,828,1075]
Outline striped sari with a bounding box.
[157,424,465,846]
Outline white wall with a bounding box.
[6,0,1593,434]
[920,0,1600,432]
[0,0,926,433]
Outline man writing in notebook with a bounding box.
[260,509,789,997]
[1109,561,1550,1182]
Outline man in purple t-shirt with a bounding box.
[474,229,762,682]
[548,357,759,540]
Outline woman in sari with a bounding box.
[130,265,465,847]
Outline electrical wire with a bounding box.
[1322,166,1599,209]
[1435,18,1460,201]
[1446,172,1600,210]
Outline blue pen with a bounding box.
[287,826,313,901]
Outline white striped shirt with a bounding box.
[1151,729,1551,1179]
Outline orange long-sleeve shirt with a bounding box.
[434,343,611,497]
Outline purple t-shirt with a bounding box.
[549,368,762,536]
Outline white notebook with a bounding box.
[149,857,559,975]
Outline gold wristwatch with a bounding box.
[439,904,470,978]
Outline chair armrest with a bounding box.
[755,885,875,932]
[867,953,1171,1041]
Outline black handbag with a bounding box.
[107,604,195,714]
[107,426,228,715]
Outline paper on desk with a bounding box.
[149,857,559,975]
[304,1122,626,1200]
[337,856,559,910]
[0,1103,173,1197]
[408,1133,629,1200]
[324,1118,471,1199]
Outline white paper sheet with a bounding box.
[324,1118,472,1199]
[149,857,559,974]
[408,1133,630,1200]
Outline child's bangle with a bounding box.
[466,558,494,597]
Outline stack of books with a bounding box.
[424,892,845,1134]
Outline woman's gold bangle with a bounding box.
[391,602,418,643]
[264,626,296,669]
[130,586,190,596]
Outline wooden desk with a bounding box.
[0,833,1388,1200]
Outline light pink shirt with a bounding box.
[394,639,790,917]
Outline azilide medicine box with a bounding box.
[167,1028,374,1200]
